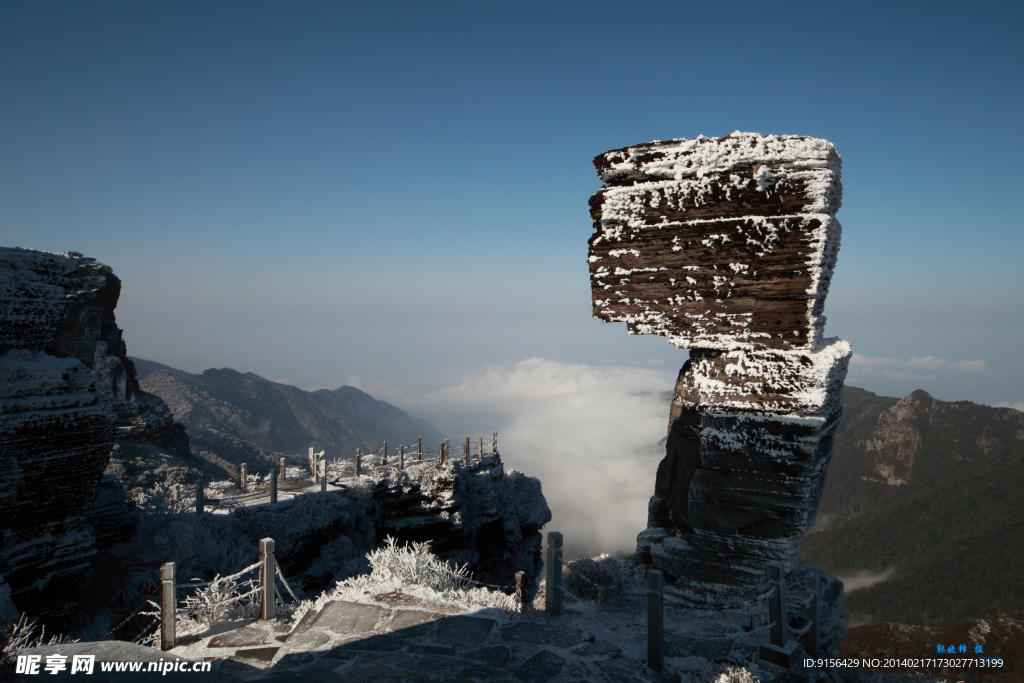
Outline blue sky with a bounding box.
[3,1,1022,413]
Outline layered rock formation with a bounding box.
[0,247,191,623]
[587,133,851,656]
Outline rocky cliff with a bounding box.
[0,247,193,624]
[587,133,850,660]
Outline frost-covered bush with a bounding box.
[290,536,519,626]
[562,553,647,606]
[1,614,77,677]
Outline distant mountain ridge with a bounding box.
[802,386,1024,627]
[129,357,444,475]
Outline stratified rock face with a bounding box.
[588,132,842,351]
[588,135,850,656]
[0,247,187,623]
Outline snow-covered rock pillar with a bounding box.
[588,133,850,656]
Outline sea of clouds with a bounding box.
[382,357,676,559]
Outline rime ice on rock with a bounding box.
[589,132,842,351]
[588,133,851,659]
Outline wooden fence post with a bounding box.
[398,445,404,471]
[160,562,176,651]
[647,570,664,672]
[240,463,247,492]
[196,480,204,515]
[260,538,275,621]
[464,437,469,465]
[280,458,286,481]
[515,570,525,603]
[545,531,562,616]
[417,437,422,461]
[270,468,278,504]
[355,449,361,478]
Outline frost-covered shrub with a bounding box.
[562,553,646,606]
[364,537,471,592]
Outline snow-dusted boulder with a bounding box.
[588,132,843,351]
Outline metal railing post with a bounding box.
[160,562,176,651]
[545,531,562,616]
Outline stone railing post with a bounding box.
[417,437,422,461]
[383,441,387,467]
[647,569,664,672]
[398,445,404,471]
[260,538,275,621]
[464,437,469,465]
[545,531,562,616]
[493,432,497,454]
[759,562,801,669]
[308,447,314,476]
[195,480,204,515]
[805,575,821,657]
[444,439,448,463]
[240,463,247,492]
[320,462,327,492]
[515,570,525,602]
[279,457,286,481]
[270,468,278,504]
[355,449,361,477]
[160,562,176,651]
[478,437,483,461]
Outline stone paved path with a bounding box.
[161,598,713,683]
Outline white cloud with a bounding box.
[848,354,987,382]
[995,401,1024,413]
[836,568,895,592]
[393,358,676,558]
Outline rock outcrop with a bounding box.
[587,133,851,657]
[0,247,191,624]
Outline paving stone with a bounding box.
[233,646,280,662]
[288,631,332,649]
[596,659,653,682]
[383,670,412,679]
[407,644,455,656]
[314,601,385,634]
[512,649,565,683]
[347,665,383,680]
[295,669,359,683]
[277,652,318,669]
[458,663,502,680]
[389,609,446,634]
[570,639,622,657]
[347,633,406,652]
[433,616,496,646]
[414,654,463,672]
[207,626,270,648]
[500,621,582,647]
[290,607,324,637]
[464,645,511,667]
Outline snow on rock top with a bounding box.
[594,131,842,188]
